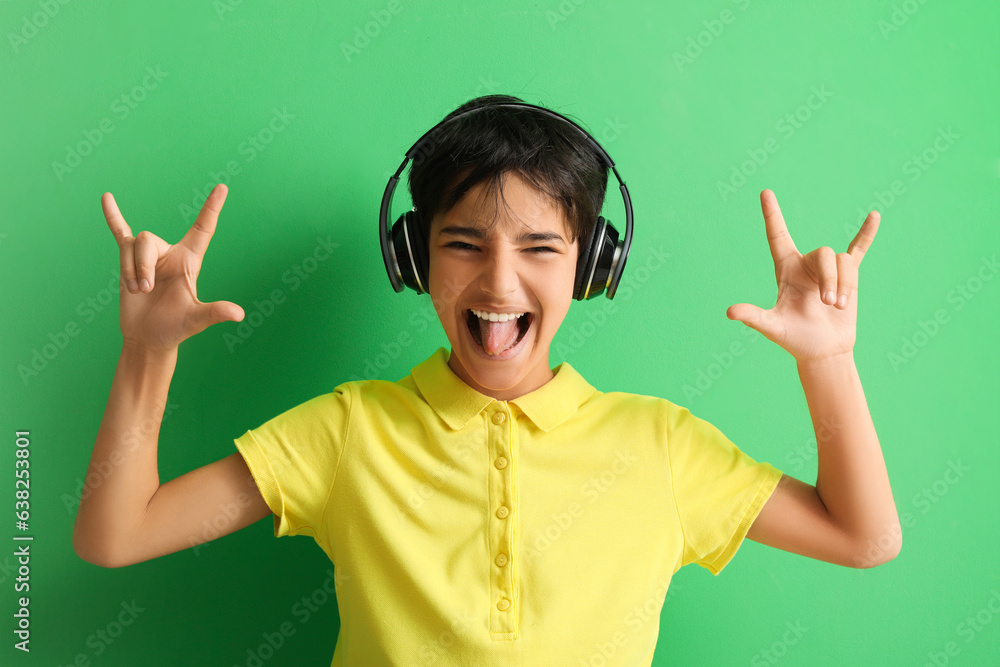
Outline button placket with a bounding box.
[487,403,517,637]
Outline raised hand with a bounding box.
[725,189,880,363]
[102,184,245,353]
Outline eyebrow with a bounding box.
[438,225,567,245]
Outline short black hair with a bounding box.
[407,94,609,249]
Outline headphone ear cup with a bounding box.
[573,217,606,300]
[390,211,430,294]
[408,212,430,294]
[586,221,620,300]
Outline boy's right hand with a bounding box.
[102,183,245,353]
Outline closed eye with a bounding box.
[445,242,557,254]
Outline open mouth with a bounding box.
[465,309,533,356]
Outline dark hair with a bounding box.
[407,94,609,249]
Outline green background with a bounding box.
[2,1,998,665]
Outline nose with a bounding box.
[478,248,520,298]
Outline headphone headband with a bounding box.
[379,101,633,298]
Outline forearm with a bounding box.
[797,351,900,559]
[73,344,177,563]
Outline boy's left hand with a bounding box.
[726,189,880,363]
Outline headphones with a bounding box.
[379,101,633,300]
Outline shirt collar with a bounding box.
[409,347,597,433]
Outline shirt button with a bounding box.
[496,505,509,519]
[497,598,510,611]
[495,554,508,567]
[494,456,507,469]
[492,412,506,425]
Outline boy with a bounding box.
[74,94,900,665]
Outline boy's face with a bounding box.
[427,171,579,401]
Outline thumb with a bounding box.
[726,303,779,338]
[188,300,245,336]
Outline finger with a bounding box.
[848,210,880,266]
[727,303,783,341]
[835,252,858,309]
[760,189,800,267]
[179,183,228,257]
[804,246,838,305]
[103,192,139,293]
[102,192,134,246]
[133,230,171,293]
[119,236,139,293]
[188,300,245,337]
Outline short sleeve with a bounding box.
[233,384,353,540]
[666,402,783,575]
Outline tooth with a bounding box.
[470,310,527,321]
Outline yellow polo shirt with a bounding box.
[234,347,783,666]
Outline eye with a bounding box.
[444,242,557,254]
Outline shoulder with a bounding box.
[307,374,420,401]
[342,374,422,400]
[314,374,426,413]
[566,388,695,438]
[265,377,401,421]
[583,387,687,416]
[574,389,719,444]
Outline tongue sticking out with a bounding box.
[478,317,520,356]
